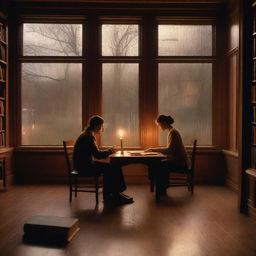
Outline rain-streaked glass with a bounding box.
[23,24,82,56]
[21,63,82,145]
[158,63,212,145]
[158,25,212,56]
[102,25,139,56]
[102,63,139,146]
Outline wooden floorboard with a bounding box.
[0,184,256,256]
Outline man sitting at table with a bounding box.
[73,115,134,205]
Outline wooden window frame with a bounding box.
[14,14,220,150]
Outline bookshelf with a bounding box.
[0,14,7,148]
[246,1,256,215]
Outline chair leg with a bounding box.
[191,179,194,194]
[150,180,154,192]
[187,176,191,192]
[69,178,72,202]
[95,176,99,204]
[75,177,78,197]
[155,183,160,203]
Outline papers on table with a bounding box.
[127,151,161,156]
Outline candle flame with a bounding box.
[118,129,124,139]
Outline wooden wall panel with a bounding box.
[14,150,226,184]
[223,0,240,191]
[227,52,238,152]
[223,150,239,190]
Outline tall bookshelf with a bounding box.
[252,2,256,166]
[0,13,7,148]
[246,0,256,215]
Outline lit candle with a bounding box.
[118,129,124,154]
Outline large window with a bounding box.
[102,63,139,146]
[20,20,215,147]
[21,24,83,145]
[21,63,82,145]
[158,24,213,146]
[101,24,140,146]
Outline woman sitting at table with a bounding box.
[73,115,133,205]
[146,114,190,194]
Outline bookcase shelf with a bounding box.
[251,2,256,169]
[0,16,7,148]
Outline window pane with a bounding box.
[102,25,139,56]
[158,63,212,145]
[102,63,139,146]
[21,63,82,145]
[158,25,212,56]
[23,24,82,56]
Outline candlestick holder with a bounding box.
[120,138,124,155]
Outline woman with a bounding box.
[73,115,133,205]
[146,114,190,194]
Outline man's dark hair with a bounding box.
[87,115,104,129]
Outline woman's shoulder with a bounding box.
[169,127,182,139]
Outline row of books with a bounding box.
[0,65,5,81]
[252,126,256,145]
[0,45,5,61]
[0,132,5,147]
[0,23,6,42]
[251,147,256,168]
[252,86,256,102]
[253,106,256,123]
[0,116,5,131]
[0,84,5,98]
[0,101,4,115]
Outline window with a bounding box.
[102,24,139,56]
[158,25,212,56]
[23,24,82,56]
[21,63,82,145]
[101,24,140,146]
[102,63,139,146]
[158,63,212,145]
[21,23,83,145]
[19,19,215,147]
[158,24,214,146]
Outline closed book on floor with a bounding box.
[23,216,80,244]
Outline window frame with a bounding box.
[15,15,219,149]
[156,18,217,147]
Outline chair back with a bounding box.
[190,139,197,172]
[63,140,74,175]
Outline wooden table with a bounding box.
[109,150,166,191]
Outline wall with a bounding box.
[223,0,240,191]
[11,0,227,186]
[14,149,225,184]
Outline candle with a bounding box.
[118,129,124,154]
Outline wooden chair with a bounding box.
[63,140,102,203]
[155,140,197,202]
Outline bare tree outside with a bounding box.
[21,23,213,146]
[102,25,139,146]
[22,24,82,145]
[23,24,82,56]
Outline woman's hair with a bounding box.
[87,115,104,129]
[156,115,174,125]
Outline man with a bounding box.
[73,115,134,205]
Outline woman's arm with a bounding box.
[145,147,167,153]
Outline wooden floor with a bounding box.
[0,184,256,256]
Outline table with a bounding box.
[109,150,166,191]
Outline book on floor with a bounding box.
[23,215,80,244]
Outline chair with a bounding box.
[155,139,197,202]
[63,140,102,203]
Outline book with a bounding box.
[23,216,80,244]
